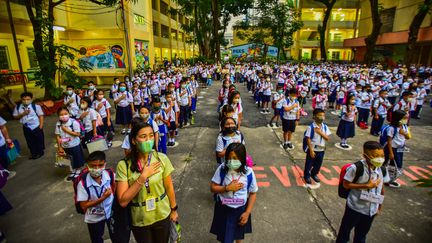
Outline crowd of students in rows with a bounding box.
[0,62,430,243]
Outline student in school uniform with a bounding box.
[55,107,85,181]
[0,116,13,171]
[13,92,45,159]
[149,75,161,99]
[110,77,120,99]
[269,85,285,128]
[219,105,235,130]
[314,87,328,110]
[210,143,258,243]
[412,81,427,119]
[140,81,152,108]
[303,109,331,185]
[150,98,170,154]
[84,81,97,102]
[370,90,391,136]
[77,151,114,243]
[177,79,191,128]
[215,117,245,165]
[227,91,243,130]
[384,110,411,188]
[256,77,264,108]
[114,82,134,135]
[336,141,387,243]
[92,90,113,143]
[297,80,309,108]
[64,85,81,118]
[162,91,179,147]
[336,94,358,149]
[260,77,273,114]
[132,83,143,115]
[78,97,98,148]
[357,85,373,128]
[281,88,300,150]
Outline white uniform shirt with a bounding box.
[55,118,81,148]
[114,91,133,108]
[215,132,245,164]
[177,88,190,106]
[315,94,328,110]
[162,102,179,122]
[273,93,285,109]
[13,103,44,130]
[77,171,114,223]
[263,82,273,96]
[341,105,358,122]
[0,116,7,147]
[282,98,299,120]
[359,92,373,109]
[92,98,111,119]
[373,97,391,116]
[64,94,80,117]
[77,108,97,132]
[211,164,258,208]
[388,125,409,149]
[304,122,331,152]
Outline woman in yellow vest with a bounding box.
[116,122,178,243]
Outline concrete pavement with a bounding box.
[0,81,431,242]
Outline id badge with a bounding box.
[146,197,156,211]
[360,191,384,204]
[221,198,245,206]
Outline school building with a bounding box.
[343,0,432,65]
[0,0,198,85]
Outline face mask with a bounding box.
[315,116,325,123]
[80,104,87,110]
[67,90,73,96]
[59,114,70,122]
[290,96,297,100]
[181,85,186,89]
[140,113,150,120]
[407,98,413,102]
[141,85,147,89]
[22,100,32,106]
[226,159,242,171]
[98,95,104,100]
[166,98,172,102]
[137,139,154,153]
[125,78,129,82]
[233,98,240,104]
[224,84,229,88]
[400,119,408,125]
[266,78,270,82]
[115,81,120,85]
[223,126,237,135]
[277,90,283,94]
[170,88,175,92]
[88,166,105,178]
[89,85,95,90]
[119,87,126,92]
[366,156,385,168]
[153,106,161,111]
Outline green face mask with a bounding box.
[226,159,242,171]
[137,139,154,153]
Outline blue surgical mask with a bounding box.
[119,87,126,92]
[226,159,242,171]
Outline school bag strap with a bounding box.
[18,103,37,113]
[352,161,364,184]
[217,165,253,193]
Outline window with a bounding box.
[178,14,184,25]
[380,7,396,34]
[0,46,10,70]
[178,32,183,42]
[331,51,340,60]
[170,9,177,21]
[161,25,169,38]
[332,33,342,42]
[153,21,160,36]
[171,29,177,40]
[152,0,158,11]
[160,0,168,16]
[27,48,38,68]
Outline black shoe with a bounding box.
[341,144,349,149]
[66,174,75,182]
[311,175,321,183]
[305,177,312,184]
[283,144,289,150]
[287,143,293,149]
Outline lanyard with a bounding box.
[138,153,153,194]
[93,185,105,199]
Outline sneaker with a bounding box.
[260,111,266,114]
[311,175,321,183]
[287,143,293,149]
[121,129,127,135]
[272,123,278,128]
[341,143,349,149]
[389,181,401,188]
[305,177,312,184]
[7,170,16,180]
[66,174,75,181]
[282,143,289,150]
[107,141,113,148]
[402,147,410,153]
[267,123,273,128]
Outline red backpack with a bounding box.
[338,161,364,199]
[311,96,317,109]
[73,167,115,214]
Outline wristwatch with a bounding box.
[171,205,178,211]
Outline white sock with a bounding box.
[341,138,347,145]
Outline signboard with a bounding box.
[78,44,126,69]
[229,43,278,58]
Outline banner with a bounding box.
[229,43,278,58]
[134,40,149,70]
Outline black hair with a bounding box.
[313,108,325,116]
[363,141,383,151]
[401,91,412,97]
[379,89,387,94]
[57,106,69,115]
[114,77,119,81]
[87,151,106,163]
[81,96,92,107]
[289,88,297,95]
[20,92,33,99]
[127,122,154,173]
[228,90,241,105]
[66,85,74,89]
[220,116,237,131]
[165,91,172,97]
[224,143,247,174]
[346,93,356,113]
[138,106,149,114]
[87,81,94,85]
[390,110,407,127]
[152,97,161,105]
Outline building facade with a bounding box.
[344,0,432,65]
[0,0,197,85]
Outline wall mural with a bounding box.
[134,40,149,70]
[78,44,126,69]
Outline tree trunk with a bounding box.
[211,0,221,63]
[262,44,268,62]
[404,0,432,65]
[364,0,382,65]
[317,0,336,62]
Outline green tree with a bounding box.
[314,0,337,62]
[364,0,382,65]
[404,0,432,65]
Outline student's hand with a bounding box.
[226,180,243,192]
[309,150,316,159]
[314,127,323,136]
[389,153,395,161]
[374,115,379,120]
[140,161,161,180]
[366,178,381,189]
[61,125,70,133]
[107,120,111,127]
[97,102,103,110]
[22,109,30,116]
[57,148,65,156]
[377,204,383,215]
[82,111,89,117]
[238,211,250,226]
[5,138,12,144]
[102,188,112,199]
[170,210,179,222]
[68,98,74,104]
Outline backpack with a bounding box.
[73,167,115,214]
[302,123,328,153]
[17,103,37,114]
[214,165,253,201]
[338,161,387,199]
[379,124,397,146]
[311,96,317,109]
[69,118,86,138]
[216,132,245,164]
